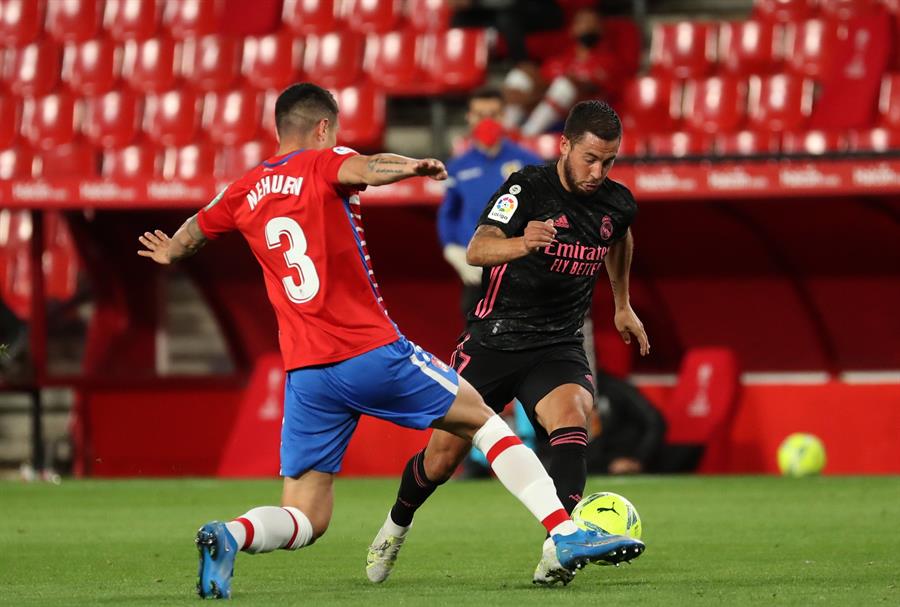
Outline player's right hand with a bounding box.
[523,219,556,252]
[413,158,448,181]
[137,230,173,265]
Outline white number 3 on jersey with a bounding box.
[265,216,320,303]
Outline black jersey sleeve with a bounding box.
[476,174,534,238]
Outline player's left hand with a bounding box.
[137,230,173,265]
[413,158,448,181]
[615,305,650,356]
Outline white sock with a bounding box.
[472,415,578,537]
[226,506,313,553]
[384,511,410,537]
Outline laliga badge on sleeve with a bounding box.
[332,146,357,155]
[488,193,518,224]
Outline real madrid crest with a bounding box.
[600,215,614,240]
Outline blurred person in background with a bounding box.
[503,8,640,136]
[438,87,543,477]
[449,0,564,63]
[438,87,543,316]
[586,370,667,475]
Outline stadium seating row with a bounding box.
[5,71,900,156]
[651,13,894,79]
[1,29,487,97]
[0,0,451,47]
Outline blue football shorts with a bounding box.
[280,336,459,476]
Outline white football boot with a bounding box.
[366,520,410,583]
[532,536,576,586]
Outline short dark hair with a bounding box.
[275,83,339,137]
[563,100,622,144]
[469,86,504,105]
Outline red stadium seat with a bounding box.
[83,90,141,148]
[261,89,278,138]
[163,0,220,39]
[784,19,837,79]
[303,31,365,89]
[37,141,99,177]
[620,75,682,133]
[143,89,200,147]
[820,0,879,19]
[242,31,304,91]
[426,28,488,92]
[649,21,716,79]
[718,20,781,75]
[121,37,177,93]
[753,0,817,22]
[617,134,644,159]
[103,0,160,41]
[202,88,261,146]
[0,0,44,47]
[364,30,431,95]
[683,76,747,134]
[160,142,215,179]
[848,126,900,151]
[781,129,846,154]
[282,0,340,36]
[21,92,77,150]
[62,38,118,96]
[715,129,781,155]
[878,73,900,126]
[647,131,710,158]
[46,0,102,43]
[331,82,385,150]
[180,35,242,92]
[747,74,814,131]
[0,95,20,148]
[0,146,34,179]
[215,139,276,178]
[102,144,159,177]
[342,0,402,34]
[4,41,62,97]
[405,0,451,32]
[518,133,561,161]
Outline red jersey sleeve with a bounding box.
[196,185,237,239]
[316,146,366,197]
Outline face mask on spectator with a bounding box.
[577,32,601,49]
[472,118,504,148]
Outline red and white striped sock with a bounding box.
[224,506,313,553]
[472,415,578,537]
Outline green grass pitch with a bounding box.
[1,476,897,606]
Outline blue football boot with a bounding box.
[196,521,238,599]
[552,528,645,571]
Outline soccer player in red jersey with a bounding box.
[138,83,643,599]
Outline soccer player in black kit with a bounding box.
[367,100,650,586]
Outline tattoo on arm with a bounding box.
[366,155,408,175]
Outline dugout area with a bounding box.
[3,180,898,477]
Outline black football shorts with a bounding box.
[448,334,594,438]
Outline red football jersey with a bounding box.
[197,146,399,370]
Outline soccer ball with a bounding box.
[572,492,642,540]
[777,433,826,477]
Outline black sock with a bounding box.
[547,426,589,514]
[389,450,445,527]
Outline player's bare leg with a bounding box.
[368,379,643,584]
[532,383,595,585]
[197,471,333,599]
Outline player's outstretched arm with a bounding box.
[606,229,650,356]
[466,220,556,267]
[338,154,448,187]
[137,214,207,265]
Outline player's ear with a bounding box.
[559,135,571,157]
[315,118,330,143]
